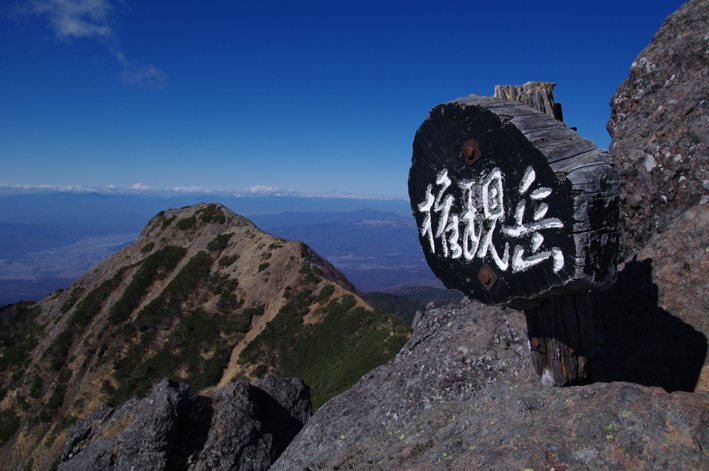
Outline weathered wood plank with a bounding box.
[525,128,581,148]
[542,140,603,167]
[524,291,594,386]
[494,81,560,120]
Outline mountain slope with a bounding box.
[0,203,411,471]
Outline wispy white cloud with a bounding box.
[113,49,166,89]
[18,0,114,39]
[172,186,218,193]
[239,185,300,196]
[14,0,166,89]
[130,182,155,190]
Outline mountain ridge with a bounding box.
[0,202,411,470]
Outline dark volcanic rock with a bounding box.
[58,376,311,471]
[273,301,709,470]
[607,0,709,260]
[59,378,189,471]
[185,376,311,471]
[590,204,709,392]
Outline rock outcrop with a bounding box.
[58,378,189,471]
[605,0,709,389]
[591,205,709,392]
[183,375,311,471]
[607,0,709,260]
[273,302,709,470]
[274,2,709,469]
[57,375,310,471]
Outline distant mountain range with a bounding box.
[0,192,412,225]
[250,209,443,292]
[0,193,442,305]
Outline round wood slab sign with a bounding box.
[408,95,619,309]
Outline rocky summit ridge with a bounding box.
[0,202,411,470]
[273,302,709,470]
[3,1,709,469]
[274,1,709,469]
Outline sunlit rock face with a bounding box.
[607,0,709,261]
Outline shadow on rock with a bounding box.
[591,257,707,392]
[167,395,215,470]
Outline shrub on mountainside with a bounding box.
[44,384,66,412]
[217,291,242,314]
[109,306,233,402]
[69,270,125,330]
[218,254,239,266]
[176,216,196,230]
[42,270,125,371]
[207,233,233,251]
[59,287,85,314]
[199,203,226,224]
[240,292,411,409]
[0,334,38,373]
[314,284,335,304]
[108,246,187,325]
[161,216,176,229]
[365,292,426,327]
[0,303,42,373]
[299,266,321,284]
[29,375,43,399]
[0,409,20,447]
[108,251,221,403]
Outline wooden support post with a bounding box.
[524,292,594,386]
[497,82,593,386]
[494,81,561,122]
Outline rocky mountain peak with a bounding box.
[0,202,411,470]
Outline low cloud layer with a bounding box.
[0,184,387,200]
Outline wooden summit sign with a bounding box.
[409,84,619,385]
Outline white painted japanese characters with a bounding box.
[417,166,565,274]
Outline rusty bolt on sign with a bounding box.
[477,263,497,291]
[461,138,483,166]
[530,337,547,354]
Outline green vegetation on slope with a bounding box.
[365,292,426,327]
[240,286,412,409]
[109,250,215,402]
[0,409,20,447]
[207,233,233,252]
[198,203,227,224]
[103,248,263,403]
[44,270,125,371]
[108,246,187,325]
[0,302,41,372]
[59,287,85,314]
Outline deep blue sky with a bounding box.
[0,0,686,199]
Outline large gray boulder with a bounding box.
[57,376,311,471]
[273,301,709,470]
[607,0,709,260]
[59,378,189,471]
[184,376,311,471]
